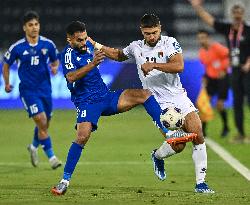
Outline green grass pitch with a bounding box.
[0,107,250,205]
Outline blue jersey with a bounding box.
[4,36,58,96]
[61,41,108,105]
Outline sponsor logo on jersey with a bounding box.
[77,57,81,61]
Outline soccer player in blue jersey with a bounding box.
[51,21,196,195]
[2,11,62,169]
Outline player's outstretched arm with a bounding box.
[2,63,13,93]
[189,0,215,27]
[66,50,105,83]
[88,37,128,62]
[141,53,184,75]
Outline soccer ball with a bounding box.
[160,107,185,130]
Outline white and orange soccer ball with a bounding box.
[160,107,185,130]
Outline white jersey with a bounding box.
[123,35,186,108]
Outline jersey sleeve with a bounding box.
[62,48,76,76]
[166,37,182,59]
[214,43,229,58]
[48,41,59,62]
[122,42,136,59]
[3,46,18,66]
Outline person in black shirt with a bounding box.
[189,0,250,143]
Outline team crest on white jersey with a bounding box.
[41,48,48,55]
[158,51,163,58]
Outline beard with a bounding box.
[146,36,161,47]
[74,45,87,54]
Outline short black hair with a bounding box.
[140,14,160,28]
[66,21,86,35]
[23,10,39,25]
[197,29,210,35]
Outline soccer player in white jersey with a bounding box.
[88,14,214,193]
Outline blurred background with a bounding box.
[0,0,249,109]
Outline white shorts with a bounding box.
[158,91,198,117]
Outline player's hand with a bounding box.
[141,62,154,76]
[92,50,105,66]
[5,84,13,93]
[242,62,250,73]
[188,0,203,7]
[50,65,58,75]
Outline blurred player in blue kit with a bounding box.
[2,11,62,169]
[51,21,196,195]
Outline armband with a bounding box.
[95,42,103,50]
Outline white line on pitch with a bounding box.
[206,138,250,181]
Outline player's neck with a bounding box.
[202,42,210,50]
[26,35,39,45]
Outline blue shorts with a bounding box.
[76,90,123,131]
[20,94,52,119]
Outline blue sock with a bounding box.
[63,142,84,181]
[143,95,169,133]
[39,137,55,159]
[32,127,40,148]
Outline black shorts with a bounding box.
[205,75,229,100]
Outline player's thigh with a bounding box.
[41,96,53,121]
[117,89,151,112]
[76,102,103,132]
[162,92,203,143]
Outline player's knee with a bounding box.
[140,89,152,102]
[76,133,90,145]
[38,129,48,138]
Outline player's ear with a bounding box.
[66,35,71,44]
[158,24,162,32]
[23,25,26,32]
[140,27,144,34]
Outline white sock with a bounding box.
[192,142,207,184]
[60,179,69,187]
[155,142,176,159]
[49,155,57,162]
[30,144,38,150]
